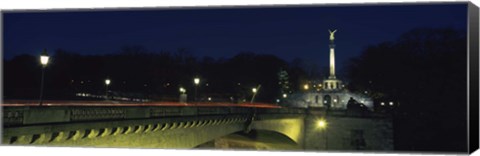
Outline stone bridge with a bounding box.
[1,105,306,148]
[2,103,394,150]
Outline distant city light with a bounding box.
[282,93,287,98]
[324,100,327,104]
[105,79,111,85]
[333,99,337,103]
[252,88,257,93]
[389,102,394,106]
[276,99,280,103]
[208,97,212,101]
[381,102,385,106]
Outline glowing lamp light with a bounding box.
[324,100,327,104]
[252,88,257,93]
[389,102,394,106]
[194,78,200,85]
[333,99,338,103]
[208,97,212,101]
[303,84,309,90]
[105,79,111,85]
[317,119,327,129]
[282,93,287,98]
[40,56,49,65]
[40,49,49,66]
[179,87,186,93]
[381,102,385,106]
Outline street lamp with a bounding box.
[39,49,49,106]
[250,87,258,103]
[304,84,309,90]
[317,118,328,150]
[179,87,186,94]
[317,119,327,129]
[105,79,111,100]
[194,77,200,101]
[179,87,187,103]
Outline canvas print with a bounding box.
[1,2,477,154]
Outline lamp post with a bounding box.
[251,88,257,103]
[179,87,187,103]
[194,77,200,102]
[317,118,328,150]
[179,87,186,94]
[250,85,261,103]
[39,49,49,106]
[105,79,111,100]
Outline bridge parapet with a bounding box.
[2,106,244,127]
[3,106,307,127]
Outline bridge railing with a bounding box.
[2,105,307,127]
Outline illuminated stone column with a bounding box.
[328,29,337,79]
[329,43,336,79]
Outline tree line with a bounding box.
[4,46,309,103]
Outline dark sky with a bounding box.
[3,3,467,72]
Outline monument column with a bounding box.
[328,29,337,79]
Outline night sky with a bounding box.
[3,3,467,72]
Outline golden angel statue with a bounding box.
[329,29,337,41]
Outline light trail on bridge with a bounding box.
[1,100,282,108]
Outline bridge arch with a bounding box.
[196,129,300,149]
[250,115,305,144]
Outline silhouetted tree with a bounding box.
[346,27,467,152]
